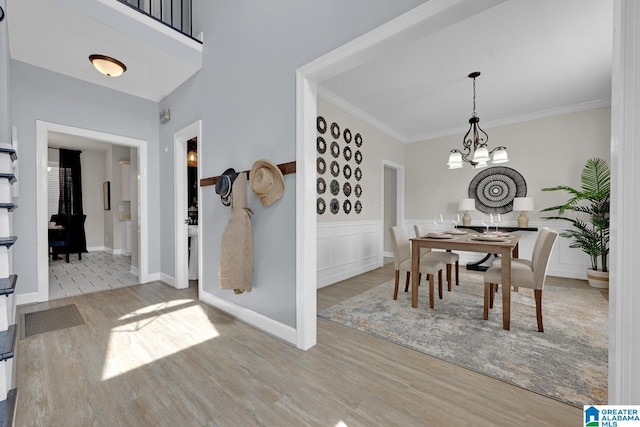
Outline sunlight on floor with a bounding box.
[101,303,220,381]
[334,422,348,427]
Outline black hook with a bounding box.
[0,7,5,22]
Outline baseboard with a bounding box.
[318,258,382,288]
[87,246,105,252]
[159,273,175,287]
[199,290,297,346]
[130,265,139,275]
[15,292,39,306]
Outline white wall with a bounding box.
[157,0,425,330]
[0,0,9,147]
[10,60,161,296]
[405,107,611,222]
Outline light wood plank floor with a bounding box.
[15,267,583,426]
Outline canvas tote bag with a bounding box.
[219,172,253,293]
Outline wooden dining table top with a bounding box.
[410,231,521,330]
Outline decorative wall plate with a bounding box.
[317,116,327,134]
[317,198,326,215]
[355,133,363,147]
[354,167,362,181]
[317,137,326,154]
[330,141,340,158]
[343,182,352,197]
[330,161,340,177]
[354,184,362,198]
[330,179,340,196]
[468,166,527,214]
[354,200,362,214]
[317,157,326,174]
[343,164,352,180]
[343,200,352,214]
[343,146,352,161]
[317,177,326,194]
[343,128,352,144]
[354,150,363,165]
[330,198,340,214]
[330,123,341,139]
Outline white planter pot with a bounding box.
[587,268,609,289]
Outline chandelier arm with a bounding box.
[488,146,507,156]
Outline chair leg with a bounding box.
[535,289,544,332]
[418,273,422,285]
[393,270,400,300]
[455,261,459,286]
[483,282,490,320]
[438,270,443,299]
[489,283,495,309]
[428,273,434,308]
[446,264,452,291]
[404,272,410,292]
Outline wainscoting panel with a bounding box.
[317,220,383,288]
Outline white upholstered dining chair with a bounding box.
[413,223,460,291]
[390,226,444,302]
[483,227,558,332]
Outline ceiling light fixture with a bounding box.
[447,71,508,169]
[187,150,198,167]
[89,54,127,77]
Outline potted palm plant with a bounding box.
[541,157,610,288]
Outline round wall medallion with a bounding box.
[468,166,527,214]
[343,182,352,197]
[317,116,327,134]
[354,167,362,181]
[317,157,326,174]
[317,137,327,154]
[330,161,340,177]
[330,141,340,158]
[354,200,363,214]
[317,198,326,215]
[343,200,352,214]
[354,184,362,198]
[343,146,352,161]
[330,122,341,139]
[330,198,340,214]
[354,150,363,165]
[330,179,340,196]
[317,177,326,194]
[355,133,363,147]
[343,164,352,179]
[343,128,352,143]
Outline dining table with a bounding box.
[410,230,521,330]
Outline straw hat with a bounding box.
[250,159,285,207]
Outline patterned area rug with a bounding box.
[319,273,608,407]
[21,304,85,339]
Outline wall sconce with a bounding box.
[187,150,198,167]
[89,54,127,77]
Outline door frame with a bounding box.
[381,160,404,257]
[174,120,201,290]
[36,120,149,302]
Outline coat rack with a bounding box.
[200,161,296,187]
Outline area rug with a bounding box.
[21,304,85,339]
[319,273,608,408]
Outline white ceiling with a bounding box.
[5,0,202,102]
[320,0,613,143]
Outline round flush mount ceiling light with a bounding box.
[89,54,127,77]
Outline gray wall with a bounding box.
[10,60,161,295]
[158,0,425,327]
[0,0,9,146]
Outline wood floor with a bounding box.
[15,265,583,426]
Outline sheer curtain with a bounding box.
[58,149,87,253]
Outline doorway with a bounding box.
[382,161,404,258]
[36,121,150,302]
[174,120,202,291]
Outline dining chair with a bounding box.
[390,226,444,303]
[483,227,558,332]
[413,223,460,291]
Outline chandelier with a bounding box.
[447,72,508,169]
